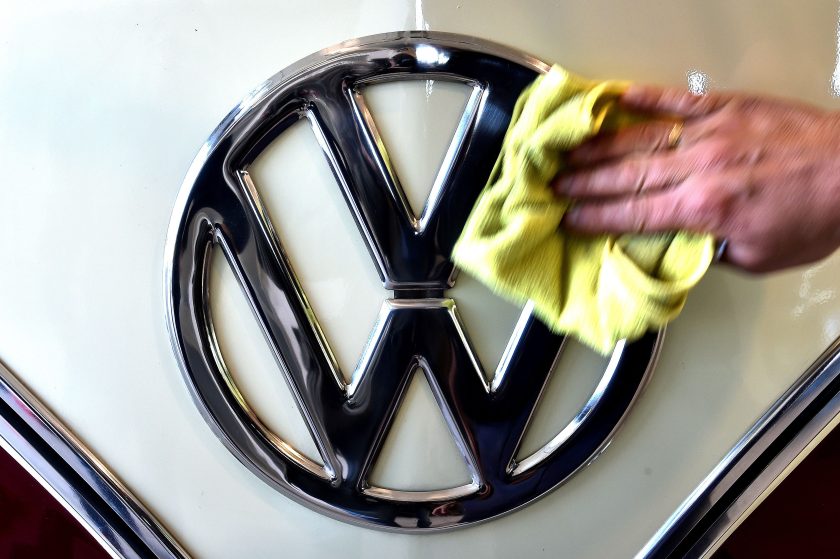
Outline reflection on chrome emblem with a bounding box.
[165,31,661,531]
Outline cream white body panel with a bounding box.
[1,1,839,557]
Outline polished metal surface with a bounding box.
[637,336,840,558]
[165,31,662,531]
[0,360,190,559]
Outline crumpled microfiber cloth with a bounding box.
[451,65,714,355]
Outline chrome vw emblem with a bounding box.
[165,31,661,531]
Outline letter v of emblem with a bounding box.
[165,31,662,531]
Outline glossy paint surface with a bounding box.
[0,444,110,558]
[1,1,840,557]
[713,422,840,558]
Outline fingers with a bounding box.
[555,151,690,199]
[564,188,682,234]
[562,168,747,237]
[621,84,729,118]
[567,120,684,166]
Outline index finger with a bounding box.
[621,84,730,118]
[566,120,683,167]
[562,185,698,235]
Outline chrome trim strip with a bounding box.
[696,391,840,558]
[0,359,190,559]
[637,336,840,558]
[0,436,121,559]
[513,340,628,475]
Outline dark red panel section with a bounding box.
[0,444,111,559]
[714,424,840,558]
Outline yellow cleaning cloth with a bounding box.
[452,65,714,354]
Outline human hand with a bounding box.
[554,85,840,273]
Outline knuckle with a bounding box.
[734,144,765,166]
[731,95,763,114]
[711,116,738,135]
[623,198,649,231]
[679,184,733,233]
[643,200,669,229]
[705,192,735,231]
[697,140,734,169]
[571,136,609,164]
[687,92,721,115]
[617,160,646,189]
[736,249,771,274]
[678,187,706,221]
[642,164,666,190]
[561,171,594,195]
[642,122,669,147]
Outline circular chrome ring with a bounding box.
[164,31,662,532]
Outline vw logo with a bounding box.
[165,31,661,531]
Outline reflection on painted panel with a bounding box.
[0,446,110,559]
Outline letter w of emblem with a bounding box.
[166,32,659,531]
